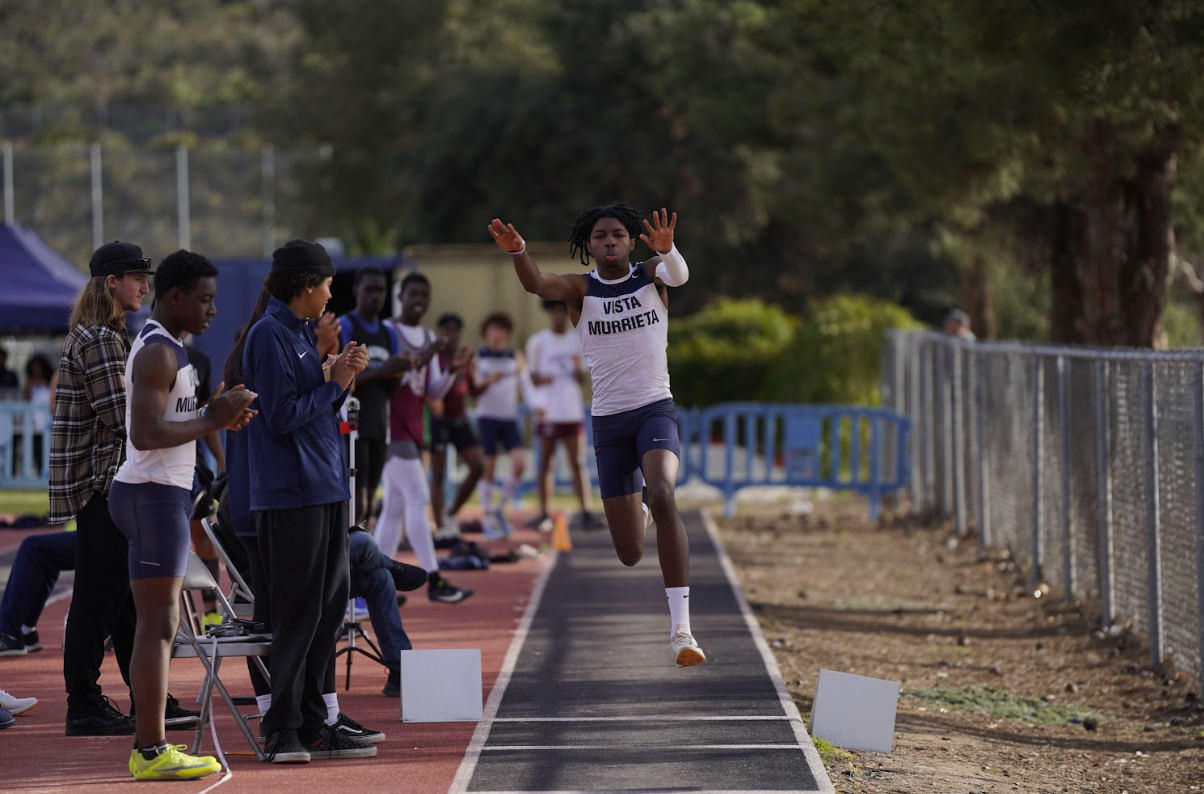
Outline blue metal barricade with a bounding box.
[0,401,52,490]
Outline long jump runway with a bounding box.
[452,510,834,794]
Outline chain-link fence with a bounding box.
[2,140,324,265]
[882,330,1204,695]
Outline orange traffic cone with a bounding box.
[551,512,572,552]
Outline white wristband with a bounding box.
[654,244,689,287]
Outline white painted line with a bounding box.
[492,715,800,723]
[448,550,559,794]
[700,510,836,794]
[481,744,805,752]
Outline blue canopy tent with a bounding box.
[0,222,88,332]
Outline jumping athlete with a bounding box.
[109,250,257,780]
[488,204,703,666]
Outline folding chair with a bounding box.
[200,516,255,621]
[174,553,272,761]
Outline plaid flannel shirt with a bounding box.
[48,323,131,523]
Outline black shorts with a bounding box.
[430,416,481,455]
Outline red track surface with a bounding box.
[0,522,548,793]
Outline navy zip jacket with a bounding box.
[243,297,349,510]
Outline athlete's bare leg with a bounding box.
[430,450,448,523]
[602,492,645,566]
[128,576,184,748]
[449,445,484,517]
[642,449,688,588]
[537,436,557,517]
[563,433,591,515]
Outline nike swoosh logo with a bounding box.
[299,351,308,359]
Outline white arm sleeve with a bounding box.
[426,356,457,400]
[654,245,689,287]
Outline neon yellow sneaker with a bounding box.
[202,611,222,630]
[128,744,221,781]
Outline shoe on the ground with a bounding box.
[0,709,13,730]
[333,712,385,744]
[581,511,605,530]
[65,695,136,736]
[129,693,200,730]
[258,717,269,743]
[264,729,311,764]
[0,633,27,657]
[21,630,41,653]
[434,517,461,542]
[670,625,706,667]
[0,688,37,715]
[382,671,400,697]
[428,573,474,604]
[305,723,378,759]
[643,502,654,531]
[537,516,554,533]
[202,611,222,630]
[522,513,550,529]
[128,743,221,781]
[389,559,428,592]
[345,597,370,621]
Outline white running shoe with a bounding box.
[0,688,38,715]
[433,517,460,542]
[643,502,654,531]
[670,626,706,667]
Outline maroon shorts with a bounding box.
[538,421,584,441]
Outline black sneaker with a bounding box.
[0,709,13,730]
[22,631,41,653]
[0,633,26,657]
[264,729,311,764]
[382,672,400,698]
[333,712,385,744]
[305,723,378,759]
[128,693,200,730]
[65,695,136,736]
[428,573,474,604]
[389,559,428,592]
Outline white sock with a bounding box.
[255,694,272,715]
[20,625,36,636]
[666,587,690,634]
[478,480,494,513]
[323,693,339,726]
[500,475,522,507]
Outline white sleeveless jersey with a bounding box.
[576,263,671,416]
[526,328,584,423]
[115,320,199,489]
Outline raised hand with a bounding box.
[208,383,259,429]
[487,218,526,254]
[639,208,677,255]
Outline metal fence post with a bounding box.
[1141,361,1163,666]
[90,142,103,251]
[1095,360,1114,628]
[941,345,954,517]
[952,346,967,535]
[910,338,922,514]
[976,348,991,546]
[1031,354,1044,584]
[921,342,933,514]
[1192,361,1204,700]
[1058,356,1075,600]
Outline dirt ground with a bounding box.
[717,496,1204,794]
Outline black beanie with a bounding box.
[270,239,336,276]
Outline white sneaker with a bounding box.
[670,626,706,667]
[0,688,37,715]
[434,516,460,542]
[643,503,654,531]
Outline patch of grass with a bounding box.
[0,489,49,516]
[903,685,1100,725]
[813,736,853,765]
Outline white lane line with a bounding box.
[448,550,559,794]
[480,745,804,752]
[700,510,836,794]
[492,716,799,722]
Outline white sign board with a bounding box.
[809,668,899,753]
[399,649,483,723]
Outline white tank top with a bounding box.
[526,328,584,423]
[576,263,671,416]
[114,320,199,489]
[474,346,520,420]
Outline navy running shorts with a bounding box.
[109,480,193,579]
[477,417,522,456]
[590,398,681,500]
[431,416,481,455]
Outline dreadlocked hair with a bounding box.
[567,202,643,267]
